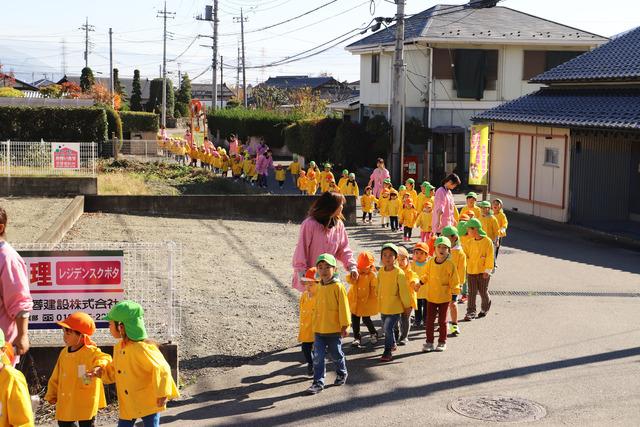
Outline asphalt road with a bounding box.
[161,203,640,426]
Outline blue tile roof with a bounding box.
[263,75,337,90]
[472,88,640,130]
[346,4,605,49]
[532,26,640,83]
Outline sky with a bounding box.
[0,0,637,87]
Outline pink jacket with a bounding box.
[291,217,357,291]
[431,186,455,233]
[369,167,390,198]
[256,154,273,175]
[0,242,33,344]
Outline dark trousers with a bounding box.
[495,237,502,263]
[301,342,313,366]
[415,299,427,323]
[390,216,399,231]
[59,420,95,427]
[467,273,492,316]
[403,226,413,238]
[277,180,284,188]
[258,174,268,187]
[362,212,372,222]
[426,301,449,344]
[351,314,377,339]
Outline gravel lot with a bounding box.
[63,213,373,384]
[0,197,72,243]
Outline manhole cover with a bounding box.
[449,396,547,422]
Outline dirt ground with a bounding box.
[62,213,372,385]
[0,197,72,243]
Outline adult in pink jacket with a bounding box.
[256,151,274,188]
[431,173,462,235]
[292,192,358,291]
[367,158,390,198]
[0,207,33,358]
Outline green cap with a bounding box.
[0,328,4,347]
[457,221,468,236]
[465,218,487,237]
[421,181,430,188]
[309,161,316,166]
[349,173,355,179]
[383,178,391,184]
[442,225,458,237]
[466,191,478,199]
[342,169,349,175]
[398,185,406,191]
[104,300,148,341]
[493,198,503,206]
[381,242,399,255]
[406,178,415,184]
[316,253,337,267]
[435,236,452,248]
[477,200,491,208]
[324,163,332,169]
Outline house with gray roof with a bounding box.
[345,2,607,184]
[260,75,352,101]
[473,26,640,229]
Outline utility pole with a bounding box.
[390,0,405,185]
[236,41,241,99]
[79,17,95,68]
[220,55,224,109]
[157,1,175,128]
[234,9,248,107]
[197,1,219,111]
[109,28,114,108]
[61,39,67,77]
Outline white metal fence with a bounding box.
[1,140,97,177]
[15,241,181,346]
[119,139,179,163]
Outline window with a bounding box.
[432,48,499,96]
[371,53,380,83]
[522,50,584,80]
[544,147,560,167]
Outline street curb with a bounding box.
[507,210,640,252]
[36,195,85,243]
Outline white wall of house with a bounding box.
[490,122,571,222]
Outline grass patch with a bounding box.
[98,159,262,195]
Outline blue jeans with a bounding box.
[381,314,400,355]
[117,413,160,427]
[312,334,347,386]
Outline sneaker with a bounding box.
[391,345,398,352]
[306,383,324,395]
[370,334,379,345]
[450,324,460,336]
[351,339,361,348]
[422,342,435,353]
[435,343,447,352]
[334,373,348,386]
[380,353,393,362]
[477,312,487,318]
[398,339,408,346]
[307,364,314,376]
[463,314,474,321]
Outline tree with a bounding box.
[60,81,82,99]
[90,83,121,110]
[289,87,329,118]
[175,72,192,117]
[253,85,288,110]
[39,84,63,98]
[130,69,143,111]
[0,63,16,88]
[113,68,127,101]
[79,67,95,93]
[0,87,24,97]
[145,78,174,117]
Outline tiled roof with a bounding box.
[346,4,606,49]
[263,75,338,90]
[472,88,640,130]
[531,26,640,83]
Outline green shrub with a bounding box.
[146,78,175,117]
[0,106,108,144]
[284,122,302,155]
[332,121,371,171]
[207,108,300,148]
[120,111,159,133]
[405,117,430,146]
[0,87,25,98]
[366,115,391,163]
[102,106,123,141]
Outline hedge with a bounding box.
[0,106,108,144]
[207,108,300,149]
[120,111,159,133]
[104,106,123,142]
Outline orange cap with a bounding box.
[58,312,96,336]
[413,242,430,253]
[304,267,317,281]
[357,252,375,270]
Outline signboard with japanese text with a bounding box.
[469,125,489,186]
[51,143,80,169]
[21,250,124,329]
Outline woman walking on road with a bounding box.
[367,158,390,198]
[431,173,461,236]
[291,192,358,291]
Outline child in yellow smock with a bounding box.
[45,312,112,427]
[275,164,287,189]
[460,192,482,219]
[297,170,307,194]
[299,268,318,376]
[306,170,318,195]
[418,236,459,352]
[442,226,467,337]
[400,199,418,242]
[411,242,430,327]
[288,157,301,186]
[492,198,509,267]
[337,169,349,193]
[404,178,418,204]
[462,218,495,321]
[102,301,179,426]
[343,173,359,197]
[378,188,391,228]
[387,190,401,232]
[0,329,33,427]
[360,186,377,223]
[319,164,334,193]
[478,200,500,244]
[396,247,419,345]
[416,201,433,242]
[347,252,379,347]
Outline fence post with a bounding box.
[91,142,96,177]
[167,241,175,343]
[6,140,10,178]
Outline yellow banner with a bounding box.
[469,124,489,185]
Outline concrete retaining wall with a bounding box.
[0,177,97,196]
[37,196,85,243]
[84,194,358,225]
